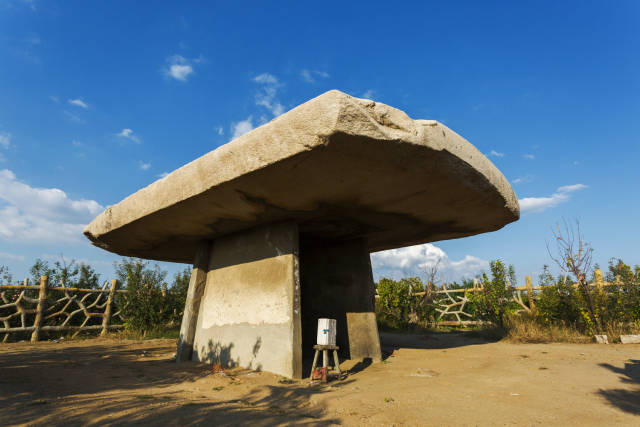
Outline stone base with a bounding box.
[190,223,381,379]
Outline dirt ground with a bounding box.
[0,332,638,426]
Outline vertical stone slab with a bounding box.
[300,237,382,362]
[176,241,210,363]
[192,222,302,378]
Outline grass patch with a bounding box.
[135,395,156,400]
[278,377,295,384]
[384,397,395,403]
[114,327,181,340]
[212,386,225,391]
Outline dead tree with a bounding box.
[547,218,600,332]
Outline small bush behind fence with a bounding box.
[0,276,126,342]
[378,268,629,327]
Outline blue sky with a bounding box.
[0,0,638,286]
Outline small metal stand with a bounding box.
[309,344,341,383]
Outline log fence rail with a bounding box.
[0,276,127,342]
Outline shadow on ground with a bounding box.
[0,340,344,425]
[597,359,640,415]
[379,329,497,359]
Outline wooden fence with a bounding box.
[0,276,127,342]
[408,268,621,326]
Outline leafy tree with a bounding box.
[28,258,101,288]
[470,260,515,327]
[167,267,191,324]
[114,258,168,336]
[0,265,12,285]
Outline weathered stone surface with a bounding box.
[594,334,609,344]
[84,90,519,263]
[192,222,302,378]
[620,334,640,344]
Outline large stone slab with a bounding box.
[84,90,519,263]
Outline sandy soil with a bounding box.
[0,332,638,426]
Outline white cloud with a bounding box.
[371,243,488,283]
[68,98,88,109]
[523,154,535,160]
[488,150,504,158]
[231,117,254,139]
[71,140,83,147]
[163,54,197,82]
[116,128,141,143]
[0,169,103,242]
[0,252,25,261]
[362,89,375,99]
[512,174,533,185]
[63,110,85,124]
[0,132,10,149]
[253,73,285,117]
[138,161,151,171]
[156,172,169,179]
[253,73,278,85]
[216,126,224,136]
[518,184,587,214]
[300,69,330,83]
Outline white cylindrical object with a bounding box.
[317,318,336,345]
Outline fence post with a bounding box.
[594,269,604,291]
[30,275,48,343]
[525,276,535,311]
[100,279,118,336]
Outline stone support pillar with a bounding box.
[176,240,211,362]
[192,222,302,378]
[299,236,382,362]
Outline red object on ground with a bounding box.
[312,367,329,382]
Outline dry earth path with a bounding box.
[0,332,638,425]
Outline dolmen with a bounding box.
[84,90,519,378]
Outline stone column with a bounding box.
[299,236,382,362]
[192,222,302,378]
[176,240,211,363]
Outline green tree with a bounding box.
[470,260,515,327]
[114,258,168,336]
[167,267,191,324]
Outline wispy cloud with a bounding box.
[0,132,10,149]
[215,126,224,136]
[0,251,25,261]
[522,153,535,160]
[116,128,141,143]
[252,73,284,117]
[0,169,103,242]
[138,161,151,171]
[512,174,533,185]
[49,96,59,103]
[300,69,330,83]
[68,98,88,109]
[488,150,504,158]
[362,89,375,99]
[163,54,203,82]
[63,110,85,124]
[231,117,254,139]
[371,243,488,283]
[156,172,169,179]
[518,184,587,214]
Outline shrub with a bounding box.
[470,260,517,328]
[375,277,436,329]
[114,258,169,336]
